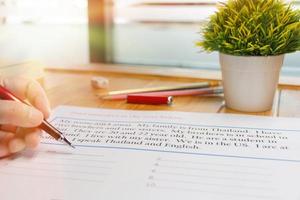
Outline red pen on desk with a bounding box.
[127,95,173,105]
[0,85,75,148]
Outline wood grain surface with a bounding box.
[44,69,300,117]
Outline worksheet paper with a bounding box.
[1,106,300,200]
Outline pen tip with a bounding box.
[63,138,75,149]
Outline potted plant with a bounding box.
[197,0,300,112]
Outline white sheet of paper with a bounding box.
[1,106,300,200]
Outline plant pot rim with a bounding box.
[219,52,285,58]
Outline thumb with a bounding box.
[0,100,44,127]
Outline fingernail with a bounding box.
[0,145,8,157]
[45,105,51,119]
[36,96,51,119]
[28,107,43,126]
[9,139,26,153]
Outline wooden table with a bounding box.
[44,69,300,118]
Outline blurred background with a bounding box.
[0,0,299,76]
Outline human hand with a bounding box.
[0,77,50,158]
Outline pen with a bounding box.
[103,87,223,100]
[0,85,75,148]
[127,95,173,105]
[102,81,220,97]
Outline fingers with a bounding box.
[0,128,42,158]
[8,138,26,154]
[0,131,15,157]
[1,124,17,133]
[0,77,47,158]
[0,101,44,127]
[1,77,51,119]
[24,131,41,149]
[18,128,41,149]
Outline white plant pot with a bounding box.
[220,53,284,112]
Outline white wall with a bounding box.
[0,0,87,24]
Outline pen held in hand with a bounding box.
[0,85,75,148]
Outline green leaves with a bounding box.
[197,0,300,56]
